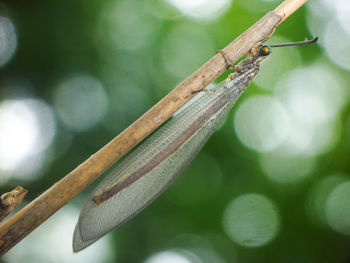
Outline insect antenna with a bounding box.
[269,37,318,48]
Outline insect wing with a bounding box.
[73,219,98,252]
[73,80,244,251]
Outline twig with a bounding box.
[0,0,307,255]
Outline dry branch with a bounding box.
[0,0,308,255]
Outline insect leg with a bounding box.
[216,50,238,71]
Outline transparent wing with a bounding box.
[73,78,245,252]
[73,219,98,252]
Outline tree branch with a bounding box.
[0,0,308,255]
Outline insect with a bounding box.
[73,37,318,252]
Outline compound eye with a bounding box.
[259,45,271,56]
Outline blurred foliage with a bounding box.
[0,0,350,262]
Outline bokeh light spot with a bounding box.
[0,16,17,67]
[332,0,350,34]
[165,0,231,21]
[325,181,350,235]
[4,205,113,262]
[309,0,350,34]
[237,0,279,14]
[144,249,200,263]
[144,0,181,20]
[0,98,56,181]
[307,0,350,71]
[53,75,108,132]
[0,100,38,170]
[168,234,227,263]
[234,95,290,152]
[259,153,315,185]
[305,175,348,227]
[323,20,350,71]
[275,66,345,124]
[274,64,345,156]
[222,194,280,247]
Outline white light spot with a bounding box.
[307,0,334,19]
[0,16,17,67]
[316,0,350,34]
[144,0,182,20]
[333,0,350,34]
[237,0,279,14]
[306,175,348,227]
[0,99,56,177]
[324,20,350,71]
[53,75,108,132]
[25,99,56,154]
[234,95,290,152]
[144,250,200,263]
[276,66,345,124]
[169,234,228,263]
[325,181,350,235]
[274,64,345,156]
[259,153,315,184]
[4,205,114,262]
[222,194,280,247]
[165,0,231,20]
[272,112,340,157]
[307,0,350,69]
[0,101,37,170]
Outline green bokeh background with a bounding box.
[1,0,350,262]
